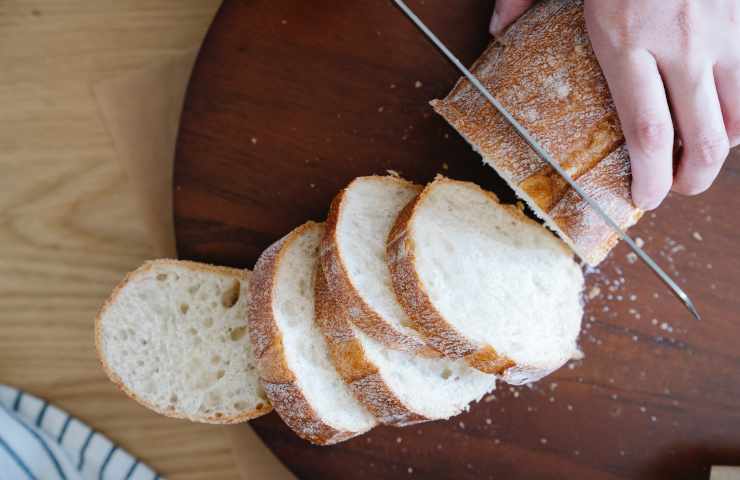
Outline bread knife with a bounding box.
[393,0,700,320]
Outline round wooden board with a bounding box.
[174,1,740,479]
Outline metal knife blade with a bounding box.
[392,0,700,320]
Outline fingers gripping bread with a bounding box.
[248,222,377,445]
[95,260,271,424]
[387,177,584,384]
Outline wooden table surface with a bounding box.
[0,2,245,478]
[174,1,740,479]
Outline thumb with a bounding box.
[490,0,536,36]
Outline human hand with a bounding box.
[490,0,740,210]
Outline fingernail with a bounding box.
[489,12,501,35]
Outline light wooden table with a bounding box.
[0,1,241,478]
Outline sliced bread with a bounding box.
[321,176,437,356]
[387,177,584,384]
[315,266,496,426]
[95,259,271,424]
[248,222,377,445]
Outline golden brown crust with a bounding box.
[314,265,428,426]
[386,177,541,378]
[320,176,438,357]
[248,222,372,445]
[94,259,272,425]
[431,0,643,265]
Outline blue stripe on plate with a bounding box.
[57,416,73,443]
[124,460,139,480]
[0,435,37,480]
[13,390,23,411]
[78,429,95,470]
[35,402,49,427]
[5,408,67,480]
[99,445,117,480]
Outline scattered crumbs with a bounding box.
[663,388,671,395]
[408,467,413,474]
[549,382,558,391]
[660,322,673,333]
[484,394,496,403]
[390,83,396,89]
[635,237,645,248]
[458,421,465,430]
[568,363,576,370]
[650,416,657,422]
[437,444,443,450]
[549,396,555,403]
[309,183,316,189]
[653,292,659,299]
[608,378,615,384]
[692,231,703,241]
[611,394,618,400]
[540,438,548,445]
[414,80,423,88]
[366,437,372,443]
[619,450,626,456]
[442,162,449,171]
[587,286,601,299]
[651,318,659,325]
[251,137,258,144]
[707,263,713,269]
[672,399,680,406]
[706,215,712,222]
[281,19,287,25]
[513,390,520,398]
[626,252,638,264]
[640,406,647,413]
[633,335,639,341]
[387,169,401,178]
[378,106,385,113]
[571,347,585,360]
[629,294,637,301]
[573,450,581,456]
[567,404,573,411]
[485,418,492,425]
[396,437,403,444]
[494,439,501,445]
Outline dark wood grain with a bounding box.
[174,1,740,478]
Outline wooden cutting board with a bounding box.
[173,1,740,478]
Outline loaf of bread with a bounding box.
[95,260,271,424]
[431,0,643,265]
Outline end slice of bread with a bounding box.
[321,176,437,356]
[95,259,271,424]
[387,177,584,384]
[316,266,496,426]
[249,222,377,445]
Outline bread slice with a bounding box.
[248,222,377,445]
[315,266,496,426]
[321,176,437,356]
[387,177,584,384]
[431,0,643,266]
[95,259,271,424]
